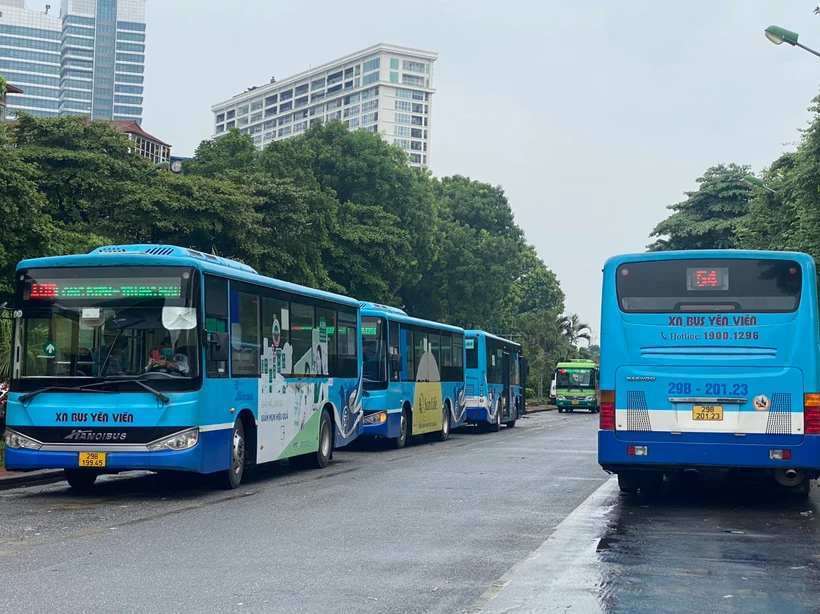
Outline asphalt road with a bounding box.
[5,411,819,614]
[0,411,609,614]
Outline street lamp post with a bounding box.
[764,25,820,58]
[742,175,776,194]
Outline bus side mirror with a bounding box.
[207,332,229,362]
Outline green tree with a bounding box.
[559,314,591,359]
[648,163,752,251]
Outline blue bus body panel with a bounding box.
[7,245,363,474]
[598,250,820,472]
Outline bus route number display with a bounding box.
[686,267,729,291]
[27,277,183,299]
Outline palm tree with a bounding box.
[559,314,591,359]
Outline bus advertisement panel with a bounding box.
[359,303,466,449]
[3,245,363,490]
[598,250,820,495]
[464,330,524,430]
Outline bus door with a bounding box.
[502,352,511,420]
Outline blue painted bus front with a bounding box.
[464,330,524,427]
[4,245,363,479]
[598,250,820,489]
[359,303,466,446]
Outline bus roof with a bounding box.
[17,244,360,308]
[465,329,521,348]
[603,249,814,271]
[360,302,464,334]
[556,359,597,368]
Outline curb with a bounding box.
[0,469,65,490]
[524,406,557,414]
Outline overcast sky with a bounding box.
[24,1,820,338]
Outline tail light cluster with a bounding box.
[804,393,820,435]
[600,390,615,430]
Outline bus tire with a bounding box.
[506,420,517,428]
[617,472,640,494]
[64,469,98,492]
[391,407,409,449]
[216,419,245,490]
[305,409,333,469]
[438,403,451,442]
[491,403,502,433]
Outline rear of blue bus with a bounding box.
[598,251,820,493]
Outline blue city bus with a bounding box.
[3,244,363,490]
[359,303,466,448]
[464,330,524,431]
[599,250,820,495]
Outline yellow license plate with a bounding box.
[693,405,723,421]
[572,401,579,405]
[79,452,106,468]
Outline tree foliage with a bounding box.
[0,116,576,393]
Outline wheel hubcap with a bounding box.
[400,413,407,441]
[443,407,450,434]
[232,428,244,476]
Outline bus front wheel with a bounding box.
[64,469,98,492]
[217,419,245,490]
[438,404,451,442]
[306,409,333,469]
[391,407,409,449]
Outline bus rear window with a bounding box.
[616,259,802,313]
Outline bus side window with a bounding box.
[404,328,415,381]
[389,320,400,382]
[205,275,228,378]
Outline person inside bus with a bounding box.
[93,336,129,376]
[147,336,190,376]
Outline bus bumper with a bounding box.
[466,406,491,423]
[361,410,403,439]
[557,401,596,411]
[3,429,232,474]
[598,431,820,472]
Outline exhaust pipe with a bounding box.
[775,468,804,487]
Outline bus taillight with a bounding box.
[804,394,820,435]
[600,390,615,430]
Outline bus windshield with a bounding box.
[616,258,802,313]
[556,369,594,390]
[14,266,199,383]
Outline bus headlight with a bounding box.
[363,412,387,425]
[557,395,566,401]
[4,429,42,451]
[147,428,199,452]
[585,396,596,401]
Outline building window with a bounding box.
[116,31,145,42]
[362,112,378,124]
[327,84,342,94]
[390,58,399,69]
[344,93,360,105]
[342,105,359,118]
[362,72,379,85]
[117,21,146,31]
[216,113,225,123]
[264,119,276,130]
[265,94,278,106]
[311,91,325,102]
[363,57,380,73]
[411,141,422,151]
[394,125,410,137]
[344,80,354,90]
[226,109,235,119]
[295,96,308,108]
[328,71,343,85]
[280,89,293,101]
[347,117,360,129]
[365,125,378,133]
[410,153,422,164]
[265,107,277,117]
[251,100,263,111]
[362,99,378,112]
[249,124,262,135]
[311,77,325,90]
[326,99,341,110]
[295,120,307,133]
[402,74,425,87]
[402,60,427,73]
[326,110,341,121]
[361,86,379,100]
[250,112,262,122]
[395,113,411,125]
[412,103,424,113]
[226,120,235,129]
[395,100,412,112]
[411,128,422,138]
[279,101,292,112]
[309,104,324,116]
[390,72,399,83]
[115,52,144,63]
[344,67,354,79]
[279,114,292,125]
[238,104,249,115]
[293,109,308,120]
[295,83,309,96]
[396,88,425,101]
[238,116,249,126]
[411,115,423,125]
[393,138,410,150]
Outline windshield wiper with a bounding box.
[127,378,169,404]
[19,381,116,403]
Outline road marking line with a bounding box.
[465,476,619,614]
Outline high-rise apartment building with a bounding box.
[211,44,437,167]
[0,0,146,122]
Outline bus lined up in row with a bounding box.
[464,330,524,431]
[554,359,599,414]
[599,249,820,496]
[3,244,525,490]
